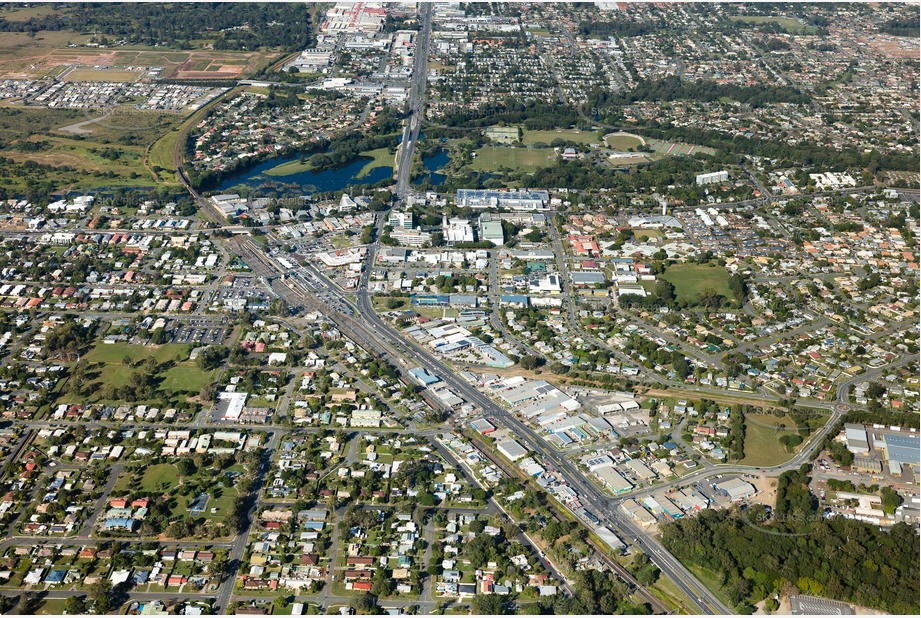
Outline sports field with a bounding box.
[62,68,141,82]
[645,138,717,157]
[604,132,645,150]
[661,263,732,302]
[469,146,557,172]
[521,128,599,145]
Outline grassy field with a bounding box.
[0,105,183,191]
[661,263,732,302]
[632,228,664,240]
[63,68,141,82]
[741,414,800,466]
[75,342,214,400]
[604,132,645,150]
[147,127,181,183]
[469,146,556,173]
[141,463,181,492]
[84,342,192,365]
[686,564,733,608]
[729,15,818,35]
[0,5,59,20]
[35,599,70,615]
[521,128,599,145]
[741,412,827,466]
[160,362,218,394]
[355,147,395,179]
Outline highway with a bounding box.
[394,1,433,202]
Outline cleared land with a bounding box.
[0,46,266,80]
[0,105,182,191]
[469,146,557,173]
[661,263,732,302]
[521,128,599,145]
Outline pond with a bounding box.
[415,148,449,187]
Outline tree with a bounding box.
[519,355,544,370]
[866,382,886,399]
[177,459,197,476]
[197,345,229,370]
[881,487,903,514]
[472,594,512,615]
[64,595,86,615]
[355,592,380,614]
[655,279,676,305]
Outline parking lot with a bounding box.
[169,319,227,346]
[791,595,855,615]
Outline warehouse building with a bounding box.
[844,423,870,455]
[497,439,527,462]
[881,431,920,474]
[596,466,634,494]
[715,477,756,502]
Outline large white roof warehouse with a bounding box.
[497,440,527,461]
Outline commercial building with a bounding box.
[389,211,414,229]
[444,217,474,244]
[570,271,606,286]
[596,466,634,494]
[479,220,505,246]
[456,189,550,211]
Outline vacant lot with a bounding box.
[522,128,599,145]
[0,45,265,80]
[661,263,732,302]
[469,146,556,173]
[742,413,803,466]
[84,342,191,365]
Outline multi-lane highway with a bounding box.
[394,2,433,202]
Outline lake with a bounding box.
[215,151,394,193]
